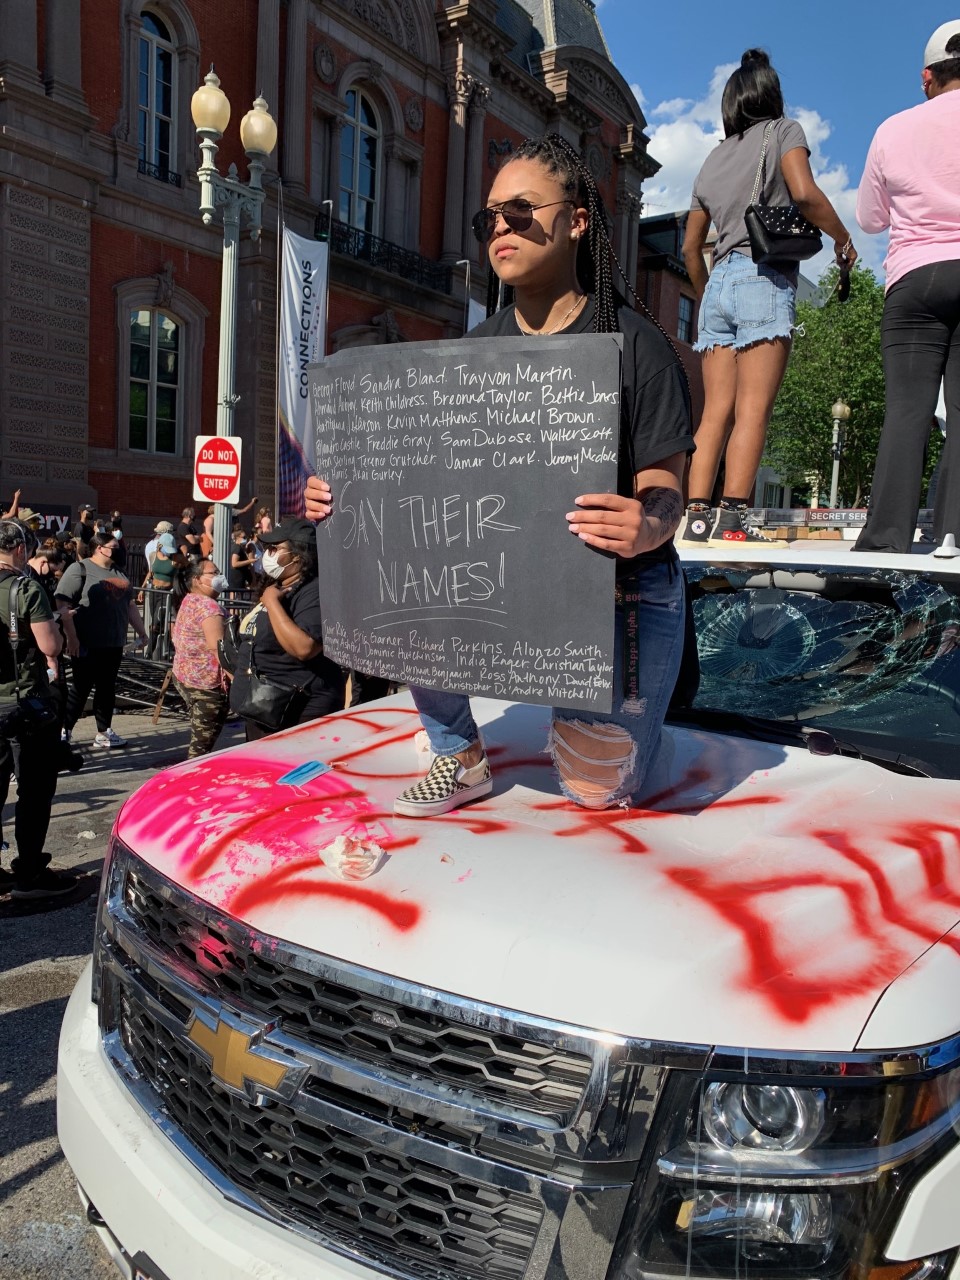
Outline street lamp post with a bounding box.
[829,399,851,509]
[191,67,277,577]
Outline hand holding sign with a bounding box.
[305,476,333,522]
[310,334,623,712]
[566,493,646,556]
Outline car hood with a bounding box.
[116,696,960,1054]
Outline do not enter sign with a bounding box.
[193,435,242,505]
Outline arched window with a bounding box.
[138,11,177,181]
[129,308,181,454]
[339,89,380,233]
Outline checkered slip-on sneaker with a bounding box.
[394,753,492,818]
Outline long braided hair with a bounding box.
[484,134,689,383]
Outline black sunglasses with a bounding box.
[471,198,574,244]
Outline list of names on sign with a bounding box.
[311,334,622,711]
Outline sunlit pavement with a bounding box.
[0,711,244,1279]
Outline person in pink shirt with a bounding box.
[855,21,960,553]
[171,559,229,757]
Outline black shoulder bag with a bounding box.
[0,572,59,738]
[744,121,822,264]
[228,592,314,732]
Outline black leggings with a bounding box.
[65,647,124,733]
[857,260,960,553]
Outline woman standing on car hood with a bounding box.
[679,49,855,545]
[307,132,693,816]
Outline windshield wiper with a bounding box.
[665,707,933,777]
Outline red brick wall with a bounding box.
[87,223,222,451]
[636,255,704,423]
[89,470,194,519]
[328,291,446,348]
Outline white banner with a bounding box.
[277,226,328,517]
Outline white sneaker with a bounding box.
[60,727,71,743]
[93,728,127,748]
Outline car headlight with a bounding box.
[702,1082,826,1153]
[609,1056,960,1279]
[90,832,125,1005]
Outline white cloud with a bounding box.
[636,65,887,283]
[630,82,646,109]
[652,96,695,118]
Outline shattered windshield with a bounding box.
[685,562,960,778]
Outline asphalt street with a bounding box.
[0,710,244,1280]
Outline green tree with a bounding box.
[764,265,891,507]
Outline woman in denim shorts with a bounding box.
[679,49,855,545]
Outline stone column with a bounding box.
[626,194,642,295]
[462,82,489,262]
[256,0,281,169]
[441,72,473,263]
[282,0,307,190]
[615,189,631,270]
[383,142,405,245]
[0,0,43,92]
[327,115,345,212]
[44,0,86,106]
[406,157,422,250]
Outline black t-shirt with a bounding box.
[73,520,95,545]
[251,579,344,694]
[229,545,254,591]
[110,535,128,571]
[0,570,55,701]
[470,299,694,573]
[56,559,132,649]
[177,520,202,549]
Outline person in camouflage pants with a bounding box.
[176,680,228,758]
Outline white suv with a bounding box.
[58,545,960,1280]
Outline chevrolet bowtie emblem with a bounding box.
[186,1009,292,1094]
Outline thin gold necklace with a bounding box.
[515,293,586,336]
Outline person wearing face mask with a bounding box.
[55,531,148,748]
[171,558,230,757]
[229,517,345,740]
[141,531,178,661]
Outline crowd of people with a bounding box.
[0,495,361,902]
[1,22,958,899]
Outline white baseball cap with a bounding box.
[924,19,960,67]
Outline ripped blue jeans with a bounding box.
[411,558,686,808]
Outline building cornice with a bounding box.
[436,0,515,59]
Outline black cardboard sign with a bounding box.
[311,334,622,711]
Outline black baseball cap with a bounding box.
[258,517,317,546]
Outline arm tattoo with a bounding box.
[640,487,683,536]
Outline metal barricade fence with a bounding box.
[136,585,258,664]
[118,586,259,719]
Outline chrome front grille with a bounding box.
[118,991,543,1280]
[98,844,675,1279]
[123,865,592,1118]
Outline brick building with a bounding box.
[1,0,666,537]
[635,210,704,424]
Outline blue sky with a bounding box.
[594,0,951,280]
